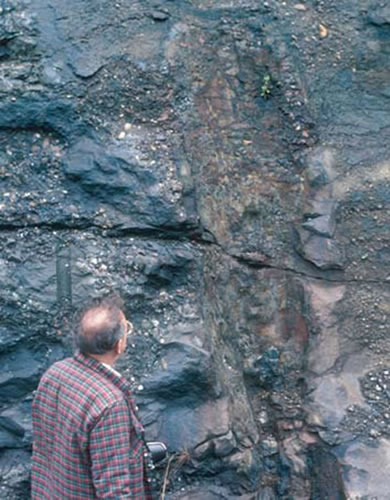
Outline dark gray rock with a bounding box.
[149,10,170,22]
[304,148,336,188]
[367,5,390,26]
[304,197,338,220]
[0,427,24,449]
[302,214,336,238]
[70,55,104,79]
[142,341,215,400]
[62,135,196,231]
[0,97,86,138]
[63,138,151,193]
[167,488,229,500]
[157,397,231,452]
[256,488,277,500]
[295,229,346,270]
[167,486,277,499]
[244,347,282,390]
[63,137,175,228]
[307,446,347,500]
[0,449,31,500]
[214,431,236,458]
[0,348,42,405]
[0,400,32,447]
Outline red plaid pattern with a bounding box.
[32,352,154,499]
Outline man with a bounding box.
[31,297,154,499]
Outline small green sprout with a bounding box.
[261,74,272,99]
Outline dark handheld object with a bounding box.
[147,441,167,464]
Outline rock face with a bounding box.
[0,0,389,498]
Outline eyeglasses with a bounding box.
[126,320,134,336]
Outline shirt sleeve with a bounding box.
[89,400,145,499]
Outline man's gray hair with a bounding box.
[74,296,126,355]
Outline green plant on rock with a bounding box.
[261,73,272,99]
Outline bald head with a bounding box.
[75,298,126,355]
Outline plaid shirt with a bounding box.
[32,352,154,499]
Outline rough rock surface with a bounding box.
[0,0,389,498]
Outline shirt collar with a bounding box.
[73,351,130,392]
[102,362,122,378]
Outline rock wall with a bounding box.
[0,0,389,498]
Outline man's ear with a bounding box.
[114,339,122,355]
[117,334,127,354]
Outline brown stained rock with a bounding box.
[280,307,309,351]
[308,325,340,375]
[306,281,346,329]
[278,278,310,353]
[197,72,235,129]
[299,431,317,444]
[282,435,307,475]
[305,281,346,374]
